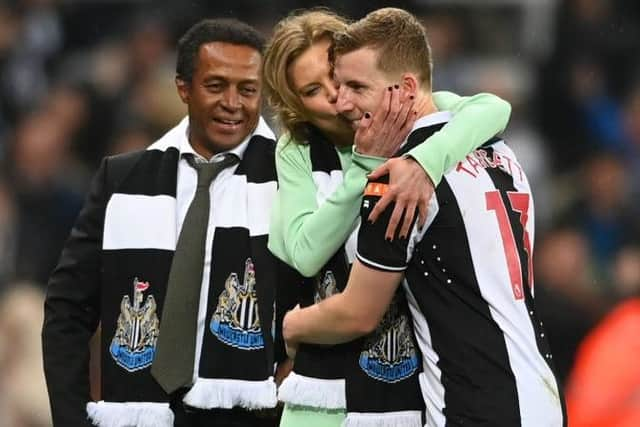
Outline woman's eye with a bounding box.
[303,87,319,97]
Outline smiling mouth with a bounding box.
[213,118,243,126]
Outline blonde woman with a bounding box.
[263,9,511,427]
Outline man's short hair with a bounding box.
[331,8,433,89]
[176,18,266,82]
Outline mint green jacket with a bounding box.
[268,91,511,277]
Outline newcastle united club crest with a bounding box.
[314,270,339,303]
[210,258,264,350]
[359,295,419,383]
[109,278,160,372]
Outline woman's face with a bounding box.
[288,38,353,143]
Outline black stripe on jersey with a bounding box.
[481,136,503,149]
[397,124,446,157]
[406,178,521,426]
[483,147,567,426]
[398,125,501,158]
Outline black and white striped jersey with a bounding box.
[357,112,565,427]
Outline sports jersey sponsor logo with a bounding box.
[110,278,160,372]
[359,296,419,383]
[210,258,264,350]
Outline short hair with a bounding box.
[263,9,348,142]
[331,8,433,89]
[176,18,266,83]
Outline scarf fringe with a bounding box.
[86,401,173,427]
[343,411,423,427]
[183,376,277,409]
[278,371,345,409]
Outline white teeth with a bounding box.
[217,119,240,125]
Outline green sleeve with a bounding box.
[408,91,512,185]
[268,135,384,277]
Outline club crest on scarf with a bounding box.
[210,258,264,350]
[109,278,160,372]
[359,296,419,383]
[314,270,339,303]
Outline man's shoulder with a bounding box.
[106,149,147,167]
[105,148,165,175]
[102,146,179,193]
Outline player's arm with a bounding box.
[283,262,402,345]
[283,179,435,346]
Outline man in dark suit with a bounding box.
[42,19,294,427]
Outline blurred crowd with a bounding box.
[0,0,638,425]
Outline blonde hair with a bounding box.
[331,8,432,89]
[263,9,348,142]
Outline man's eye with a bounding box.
[348,83,365,92]
[241,87,258,95]
[206,83,223,92]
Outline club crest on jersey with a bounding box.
[109,278,160,372]
[359,297,419,383]
[210,258,264,350]
[314,270,339,303]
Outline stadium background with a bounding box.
[0,0,638,425]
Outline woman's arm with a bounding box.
[363,91,511,237]
[268,136,383,277]
[409,91,511,185]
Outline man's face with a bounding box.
[334,47,394,129]
[177,42,261,158]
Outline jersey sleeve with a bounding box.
[356,177,439,272]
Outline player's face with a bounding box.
[288,38,353,142]
[176,42,261,158]
[334,47,394,129]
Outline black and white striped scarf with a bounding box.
[277,129,425,427]
[87,117,281,427]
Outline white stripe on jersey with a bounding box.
[356,252,408,271]
[403,282,446,427]
[444,141,562,426]
[406,195,438,264]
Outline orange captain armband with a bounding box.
[364,182,389,197]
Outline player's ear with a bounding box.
[400,73,418,95]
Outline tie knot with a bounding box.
[189,154,239,187]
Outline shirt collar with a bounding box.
[412,110,453,132]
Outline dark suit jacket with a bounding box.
[42,130,299,426]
